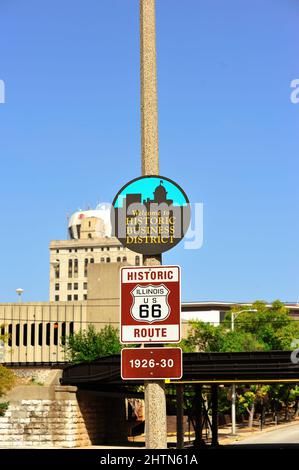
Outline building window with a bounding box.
[85,248,88,252]
[15,324,20,347]
[135,256,140,266]
[117,257,121,262]
[118,246,121,250]
[68,259,73,278]
[55,262,60,279]
[84,258,88,277]
[83,282,87,290]
[61,322,66,346]
[67,283,72,290]
[106,257,111,263]
[53,322,58,346]
[75,248,78,253]
[67,295,72,301]
[74,294,78,301]
[74,259,78,278]
[83,294,87,300]
[31,324,35,346]
[74,283,78,290]
[122,257,127,262]
[69,322,74,336]
[88,233,92,239]
[23,324,27,347]
[101,247,104,251]
[107,247,110,251]
[91,248,94,252]
[55,295,59,301]
[69,249,72,253]
[8,324,12,347]
[100,257,105,262]
[55,283,59,291]
[56,249,59,253]
[46,323,50,346]
[38,323,43,346]
[90,258,94,263]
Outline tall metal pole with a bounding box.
[231,312,236,434]
[211,384,219,446]
[140,0,167,449]
[231,383,237,435]
[176,384,184,449]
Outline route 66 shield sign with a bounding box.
[130,284,170,323]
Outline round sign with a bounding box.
[111,175,191,255]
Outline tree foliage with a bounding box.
[63,324,122,363]
[0,324,15,401]
[0,365,15,398]
[181,300,299,353]
[181,301,299,427]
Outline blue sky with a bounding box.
[0,0,298,303]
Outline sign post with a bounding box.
[113,0,190,449]
[140,0,167,449]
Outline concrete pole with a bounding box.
[140,0,167,449]
[140,0,159,176]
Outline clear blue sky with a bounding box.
[0,0,298,303]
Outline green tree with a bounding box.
[183,301,299,427]
[180,320,264,353]
[238,385,270,428]
[0,365,15,397]
[0,324,15,416]
[218,330,264,352]
[63,324,122,363]
[224,300,299,350]
[179,321,223,352]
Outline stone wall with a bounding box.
[0,385,127,447]
[12,368,57,385]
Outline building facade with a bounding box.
[49,208,141,302]
[1,298,299,364]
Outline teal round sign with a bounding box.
[111,175,191,255]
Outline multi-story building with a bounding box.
[49,208,141,302]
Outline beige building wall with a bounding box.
[0,302,87,363]
[86,263,125,331]
[80,216,105,240]
[49,237,141,302]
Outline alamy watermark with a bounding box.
[183,202,204,250]
[0,79,5,104]
[109,201,203,250]
[290,79,299,104]
[93,202,204,250]
[290,339,299,364]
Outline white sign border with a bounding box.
[120,265,181,344]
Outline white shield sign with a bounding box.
[130,284,170,323]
